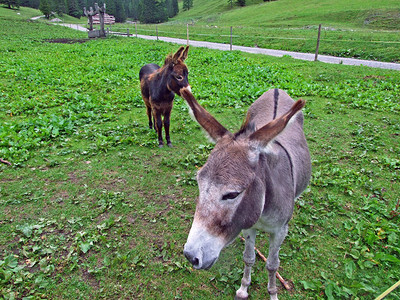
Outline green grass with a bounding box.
[1,10,400,300]
[0,6,42,20]
[186,0,400,30]
[0,5,81,24]
[112,0,400,62]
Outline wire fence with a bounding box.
[72,21,400,62]
[109,22,400,42]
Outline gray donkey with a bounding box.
[181,87,311,300]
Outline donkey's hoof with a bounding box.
[167,143,173,148]
[158,144,164,148]
[235,291,248,300]
[268,289,279,300]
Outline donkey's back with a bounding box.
[139,63,160,81]
[247,88,299,129]
[248,88,311,197]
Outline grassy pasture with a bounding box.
[110,0,400,63]
[175,0,400,29]
[1,10,400,300]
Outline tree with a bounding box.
[26,0,39,9]
[1,0,20,9]
[52,0,67,16]
[114,0,126,22]
[182,0,192,11]
[139,0,167,23]
[39,0,51,17]
[67,0,81,18]
[172,0,178,16]
[76,0,84,14]
[166,0,178,18]
[131,0,140,20]
[105,0,115,16]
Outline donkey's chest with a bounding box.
[150,89,175,104]
[252,210,292,234]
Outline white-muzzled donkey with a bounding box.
[181,87,311,300]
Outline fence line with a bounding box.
[92,22,400,63]
[104,22,400,62]
[107,23,400,45]
[111,27,400,44]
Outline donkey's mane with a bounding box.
[164,54,183,66]
[164,54,174,65]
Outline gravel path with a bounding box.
[57,24,400,71]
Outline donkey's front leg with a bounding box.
[163,109,172,147]
[153,110,164,147]
[235,229,256,300]
[266,225,288,300]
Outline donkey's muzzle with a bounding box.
[176,84,191,97]
[183,247,217,270]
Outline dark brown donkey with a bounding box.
[139,46,190,147]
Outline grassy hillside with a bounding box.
[1,8,400,300]
[0,6,41,19]
[0,5,84,24]
[174,0,400,30]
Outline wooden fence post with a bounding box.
[127,28,130,37]
[156,25,159,41]
[314,24,322,61]
[135,22,137,37]
[230,26,233,51]
[187,23,189,45]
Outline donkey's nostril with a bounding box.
[184,250,200,267]
[192,257,199,267]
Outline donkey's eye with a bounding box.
[175,75,184,81]
[222,192,241,201]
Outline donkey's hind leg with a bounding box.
[146,105,153,129]
[236,228,256,300]
[266,225,288,300]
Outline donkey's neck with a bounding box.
[151,67,174,100]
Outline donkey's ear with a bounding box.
[172,46,185,63]
[180,45,189,61]
[249,99,305,148]
[180,87,230,142]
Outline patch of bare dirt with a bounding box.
[45,38,89,44]
[68,170,88,184]
[81,269,100,288]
